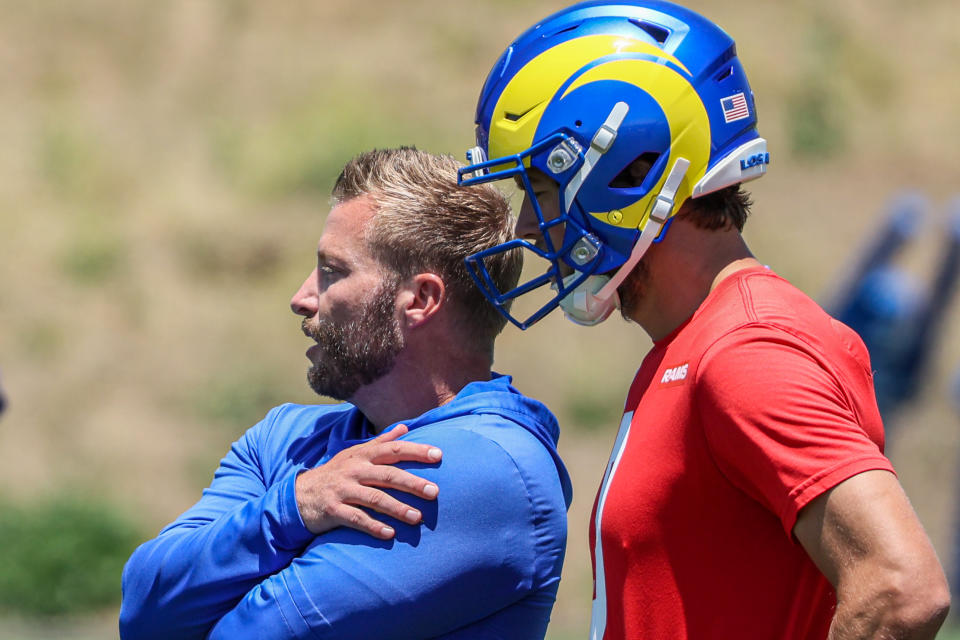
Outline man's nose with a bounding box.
[290,268,319,317]
[515,195,541,241]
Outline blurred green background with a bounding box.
[0,0,959,638]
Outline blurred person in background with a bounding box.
[120,147,572,639]
[825,194,960,423]
[458,1,949,638]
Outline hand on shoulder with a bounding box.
[295,425,442,539]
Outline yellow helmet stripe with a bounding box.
[487,35,690,163]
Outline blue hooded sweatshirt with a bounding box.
[120,374,572,639]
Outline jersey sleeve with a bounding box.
[694,325,894,535]
[206,424,548,640]
[119,406,316,640]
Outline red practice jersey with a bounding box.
[589,266,894,639]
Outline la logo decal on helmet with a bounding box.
[458,0,769,329]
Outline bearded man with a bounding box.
[120,147,571,640]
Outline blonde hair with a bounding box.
[332,147,521,352]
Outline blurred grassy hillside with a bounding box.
[0,0,958,638]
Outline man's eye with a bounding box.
[317,265,343,287]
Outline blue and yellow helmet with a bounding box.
[459,0,768,328]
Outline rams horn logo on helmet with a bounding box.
[459,0,768,329]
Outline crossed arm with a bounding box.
[120,422,549,640]
[120,425,445,639]
[793,470,950,639]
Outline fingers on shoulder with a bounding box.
[368,440,442,465]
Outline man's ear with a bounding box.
[397,273,445,329]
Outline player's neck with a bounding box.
[628,221,759,341]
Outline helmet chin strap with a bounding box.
[559,156,691,326]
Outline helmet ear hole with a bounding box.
[609,152,660,188]
[628,18,670,44]
[714,66,735,82]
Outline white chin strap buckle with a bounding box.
[556,273,620,326]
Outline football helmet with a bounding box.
[459,0,768,328]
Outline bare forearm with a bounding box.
[827,588,949,639]
[794,471,950,640]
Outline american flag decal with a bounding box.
[721,92,750,123]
